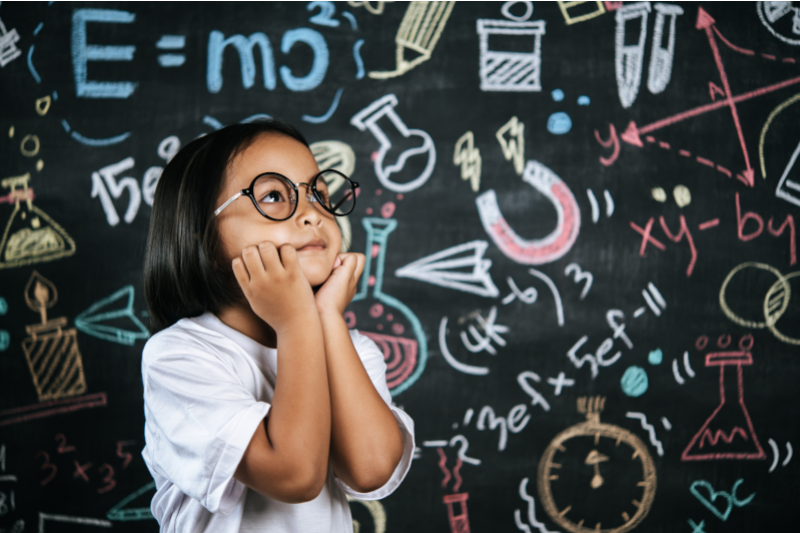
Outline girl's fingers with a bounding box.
[354,253,366,281]
[278,244,299,272]
[258,242,281,273]
[241,246,266,279]
[231,257,250,287]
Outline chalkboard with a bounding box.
[1,1,798,532]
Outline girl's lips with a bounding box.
[296,239,326,251]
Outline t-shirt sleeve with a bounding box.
[142,332,270,515]
[334,330,416,501]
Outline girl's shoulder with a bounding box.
[142,314,236,367]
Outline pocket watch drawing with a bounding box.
[537,397,657,533]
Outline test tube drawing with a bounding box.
[443,493,471,533]
[369,1,455,79]
[646,3,684,95]
[21,271,88,402]
[681,335,766,461]
[615,2,651,108]
[476,19,546,92]
[0,174,76,269]
[351,94,436,193]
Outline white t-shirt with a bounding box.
[141,312,415,533]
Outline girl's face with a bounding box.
[216,133,342,288]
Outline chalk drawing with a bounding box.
[585,189,614,223]
[21,271,88,402]
[0,16,22,67]
[395,241,499,297]
[514,477,558,533]
[0,392,107,428]
[310,140,356,251]
[27,45,41,83]
[566,334,623,379]
[621,366,648,396]
[673,184,691,207]
[547,113,572,135]
[91,157,141,226]
[342,12,358,31]
[497,117,526,175]
[564,263,592,299]
[459,306,508,356]
[353,39,365,79]
[615,2,651,108]
[476,19,545,92]
[758,1,800,46]
[348,1,393,16]
[502,2,534,22]
[443,492,471,533]
[517,371,551,412]
[347,495,386,533]
[646,3,683,95]
[39,513,112,530]
[647,349,662,365]
[687,519,707,533]
[0,174,76,269]
[351,94,436,193]
[557,1,606,25]
[107,481,156,521]
[439,317,489,376]
[538,396,656,533]
[502,277,538,305]
[75,286,149,346]
[302,87,343,123]
[625,412,664,456]
[71,9,138,98]
[682,335,766,461]
[594,123,620,166]
[477,160,580,265]
[453,131,482,192]
[689,479,754,521]
[156,34,186,67]
[369,2,455,79]
[307,1,340,27]
[546,372,574,396]
[527,269,564,326]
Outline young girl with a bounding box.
[141,120,414,532]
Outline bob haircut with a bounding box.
[143,119,309,335]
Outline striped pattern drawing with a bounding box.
[22,327,87,402]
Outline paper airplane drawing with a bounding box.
[395,240,499,297]
[75,286,149,346]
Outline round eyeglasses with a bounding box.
[214,169,359,221]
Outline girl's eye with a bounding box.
[259,190,286,203]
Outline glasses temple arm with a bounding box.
[214,192,243,216]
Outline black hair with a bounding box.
[143,119,309,335]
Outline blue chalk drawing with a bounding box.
[621,365,648,397]
[34,22,44,36]
[107,481,156,521]
[578,95,590,105]
[547,112,572,135]
[307,1,340,27]
[302,87,343,123]
[342,11,358,31]
[207,31,277,93]
[648,348,663,365]
[551,88,564,101]
[62,119,131,147]
[240,113,272,123]
[155,35,185,49]
[71,9,138,98]
[52,91,58,100]
[0,331,8,352]
[75,286,149,346]
[203,115,223,130]
[157,55,185,67]
[354,218,427,397]
[0,297,7,315]
[280,28,329,92]
[690,479,755,522]
[27,46,41,83]
[353,39,366,79]
[688,519,706,533]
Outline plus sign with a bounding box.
[687,519,706,533]
[546,372,575,396]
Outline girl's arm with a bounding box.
[315,253,405,493]
[231,243,331,503]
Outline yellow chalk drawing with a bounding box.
[758,92,800,179]
[558,1,607,25]
[496,117,525,175]
[347,0,394,15]
[8,126,14,138]
[650,187,667,202]
[453,131,482,192]
[369,1,455,79]
[765,270,800,345]
[538,396,656,533]
[310,141,356,252]
[35,95,51,116]
[0,174,76,269]
[20,134,39,157]
[347,495,387,533]
[673,185,691,207]
[22,271,88,402]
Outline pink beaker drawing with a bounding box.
[681,334,766,461]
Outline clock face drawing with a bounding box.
[537,398,657,533]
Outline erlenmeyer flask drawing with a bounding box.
[351,94,436,193]
[0,174,76,269]
[21,271,88,402]
[349,217,427,396]
[681,334,766,461]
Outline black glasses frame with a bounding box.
[237,169,359,222]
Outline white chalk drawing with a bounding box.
[528,268,565,326]
[517,371,551,412]
[586,188,614,223]
[459,306,509,356]
[615,2,651,108]
[91,157,141,226]
[476,19,545,92]
[564,263,593,300]
[767,439,794,472]
[566,335,622,379]
[395,240,499,297]
[502,277,538,305]
[0,16,21,68]
[626,412,665,456]
[514,477,558,533]
[497,117,526,175]
[501,1,534,23]
[757,1,800,46]
[547,372,575,396]
[38,513,112,531]
[672,351,695,385]
[646,3,683,95]
[439,317,490,376]
[351,94,436,193]
[142,136,181,207]
[476,160,580,265]
[453,131,482,192]
[775,138,800,208]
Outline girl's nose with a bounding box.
[294,184,323,226]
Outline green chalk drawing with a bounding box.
[621,365,648,397]
[107,480,156,521]
[648,348,663,365]
[75,285,149,345]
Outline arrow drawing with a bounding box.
[75,286,149,346]
[395,240,499,297]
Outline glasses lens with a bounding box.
[252,174,295,220]
[315,170,356,216]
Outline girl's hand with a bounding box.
[232,242,317,332]
[314,253,365,317]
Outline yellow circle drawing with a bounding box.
[20,134,40,157]
[759,92,800,179]
[765,270,800,345]
[537,397,656,533]
[719,262,790,329]
[347,495,386,533]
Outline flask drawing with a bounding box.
[681,335,766,461]
[351,94,436,194]
[349,217,427,396]
[21,271,88,402]
[0,174,76,269]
